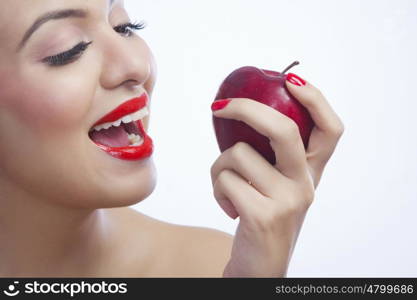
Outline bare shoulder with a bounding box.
[107,207,234,277]
[160,221,234,277]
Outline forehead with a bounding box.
[0,0,118,51]
[0,0,115,25]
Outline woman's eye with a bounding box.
[113,21,146,37]
[42,41,93,67]
[40,21,145,67]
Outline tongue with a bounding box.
[89,126,130,147]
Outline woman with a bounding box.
[0,0,344,277]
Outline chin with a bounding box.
[65,156,158,210]
[96,157,157,209]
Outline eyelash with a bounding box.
[42,21,147,67]
[113,20,146,37]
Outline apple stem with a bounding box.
[282,61,300,74]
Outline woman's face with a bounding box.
[0,0,157,208]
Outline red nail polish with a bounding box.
[286,73,306,86]
[211,99,231,111]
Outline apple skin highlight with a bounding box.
[212,62,314,165]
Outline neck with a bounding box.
[0,182,111,277]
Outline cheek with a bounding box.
[2,67,95,134]
[0,67,100,206]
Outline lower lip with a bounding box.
[92,119,153,161]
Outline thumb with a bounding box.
[285,73,343,137]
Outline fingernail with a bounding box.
[211,99,231,111]
[286,73,306,86]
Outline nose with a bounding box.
[99,32,151,90]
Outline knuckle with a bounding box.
[329,120,345,138]
[293,179,315,209]
[302,185,315,208]
[210,165,216,183]
[281,119,301,142]
[214,170,231,189]
[217,169,231,183]
[230,141,250,161]
[282,199,302,215]
[212,182,221,198]
[283,187,313,214]
[210,158,220,181]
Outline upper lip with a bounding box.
[91,93,148,130]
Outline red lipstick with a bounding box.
[93,120,153,161]
[90,93,153,161]
[92,93,148,127]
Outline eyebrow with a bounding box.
[17,9,87,51]
[17,0,116,51]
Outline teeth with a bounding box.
[129,107,149,122]
[128,133,144,146]
[103,123,112,130]
[128,133,139,143]
[122,115,132,124]
[93,124,104,131]
[113,119,122,127]
[92,106,149,132]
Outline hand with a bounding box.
[210,76,344,277]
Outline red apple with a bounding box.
[212,61,314,165]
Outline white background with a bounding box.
[126,0,417,276]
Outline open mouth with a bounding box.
[88,107,148,148]
[88,94,154,161]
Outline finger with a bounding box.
[305,127,342,187]
[213,169,263,220]
[285,76,344,183]
[212,98,309,181]
[285,76,344,136]
[211,141,286,198]
[214,187,239,219]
